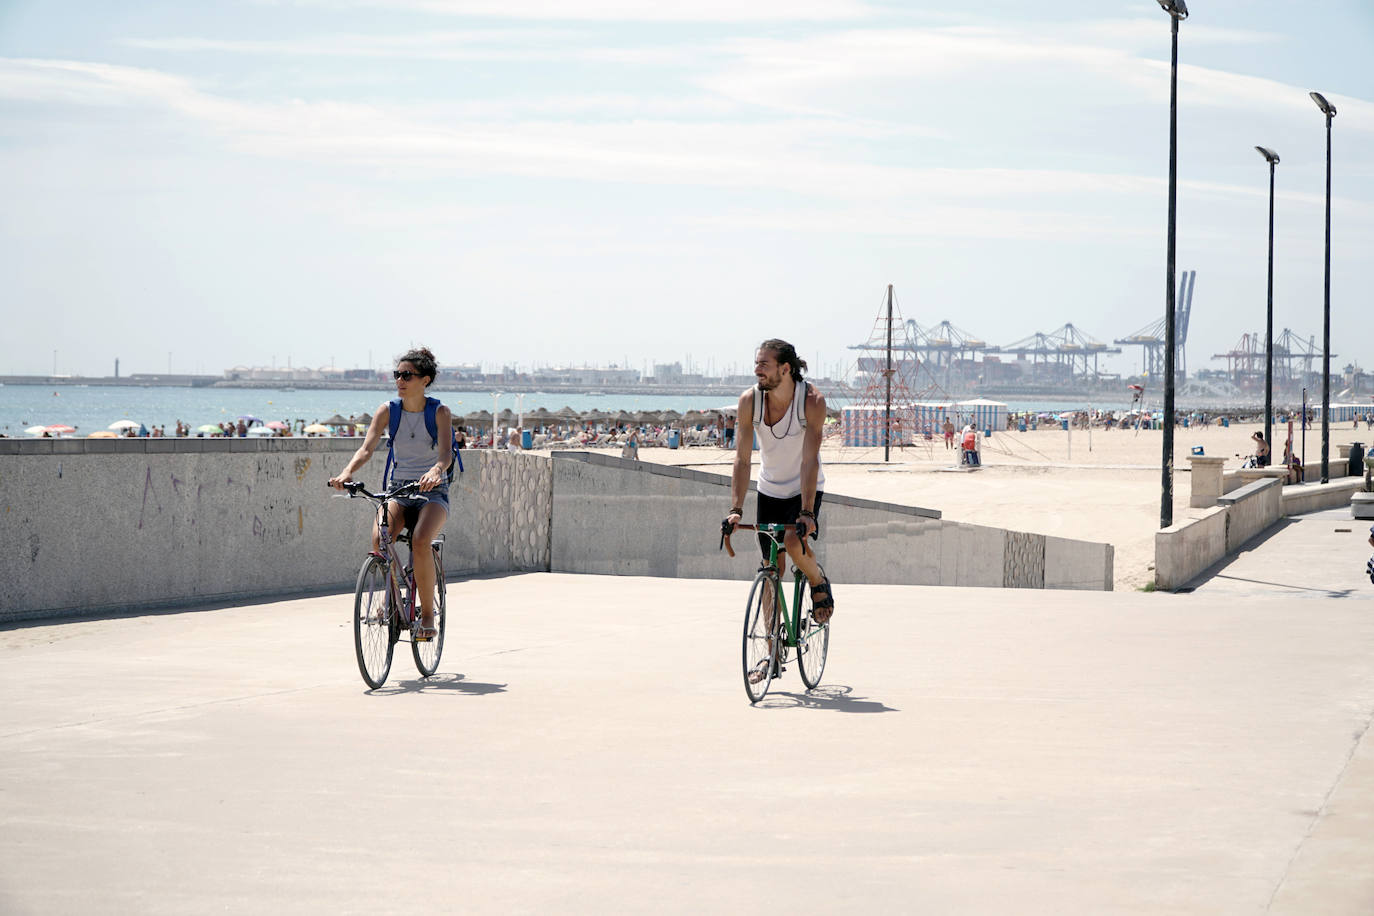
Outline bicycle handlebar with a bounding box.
[331,481,424,502]
[720,520,809,559]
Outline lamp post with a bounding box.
[491,392,502,448]
[1255,145,1279,456]
[1157,0,1188,529]
[1310,90,1336,483]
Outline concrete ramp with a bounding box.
[3,575,1373,913]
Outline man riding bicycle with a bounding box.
[725,339,834,625]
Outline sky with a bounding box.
[1,0,1371,382]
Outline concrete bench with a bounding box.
[1353,492,1374,520]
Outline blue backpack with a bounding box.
[383,396,464,488]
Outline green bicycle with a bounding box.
[721,521,829,703]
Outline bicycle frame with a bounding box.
[727,522,808,649]
[346,482,435,627]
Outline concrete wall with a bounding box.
[1219,478,1283,552]
[1155,478,1282,591]
[549,452,1113,590]
[2,440,1115,623]
[0,439,537,623]
[1281,478,1366,516]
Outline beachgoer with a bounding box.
[724,338,834,649]
[724,412,735,448]
[455,426,467,450]
[1251,431,1271,467]
[943,417,955,449]
[961,424,980,466]
[329,347,452,640]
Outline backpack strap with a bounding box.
[422,397,440,447]
[423,396,465,480]
[752,386,764,427]
[383,398,403,488]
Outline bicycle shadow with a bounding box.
[367,673,508,697]
[756,684,898,714]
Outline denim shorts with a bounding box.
[389,479,450,514]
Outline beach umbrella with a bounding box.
[304,423,332,434]
[498,408,515,421]
[355,412,372,425]
[659,410,681,421]
[87,431,118,439]
[24,425,48,436]
[247,425,274,437]
[556,406,578,418]
[323,414,350,426]
[237,415,263,424]
[108,420,140,431]
[265,421,289,430]
[45,424,76,435]
[532,407,553,419]
[196,424,222,434]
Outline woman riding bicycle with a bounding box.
[329,347,453,640]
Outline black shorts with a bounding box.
[756,491,823,559]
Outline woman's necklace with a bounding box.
[402,409,423,439]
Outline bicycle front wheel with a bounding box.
[412,542,446,677]
[354,556,395,689]
[796,574,829,690]
[742,571,781,704]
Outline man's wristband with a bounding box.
[798,508,815,519]
[729,506,744,517]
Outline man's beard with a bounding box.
[757,375,780,391]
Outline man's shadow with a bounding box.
[756,684,897,713]
[367,672,507,697]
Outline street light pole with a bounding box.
[492,392,502,448]
[1310,91,1336,483]
[1158,0,1187,529]
[1255,146,1280,456]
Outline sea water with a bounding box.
[0,384,1134,437]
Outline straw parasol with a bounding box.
[323,414,350,426]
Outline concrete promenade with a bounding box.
[3,519,1373,913]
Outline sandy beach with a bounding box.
[549,419,1369,591]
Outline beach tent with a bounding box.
[956,398,1008,432]
[840,404,918,447]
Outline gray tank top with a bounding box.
[389,406,439,481]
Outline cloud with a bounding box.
[269,0,879,22]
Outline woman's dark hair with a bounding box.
[396,346,438,385]
[758,338,807,382]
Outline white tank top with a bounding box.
[755,384,824,499]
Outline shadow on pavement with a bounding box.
[757,684,898,713]
[1211,575,1357,598]
[368,673,508,697]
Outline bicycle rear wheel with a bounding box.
[411,541,446,677]
[742,571,782,704]
[796,573,829,690]
[354,556,395,689]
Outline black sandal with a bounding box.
[811,575,835,624]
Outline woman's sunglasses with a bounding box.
[393,370,421,381]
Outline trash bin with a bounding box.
[521,429,532,449]
[668,430,680,449]
[1350,442,1366,477]
[1060,419,1069,431]
[1221,417,1229,428]
[1018,420,1027,432]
